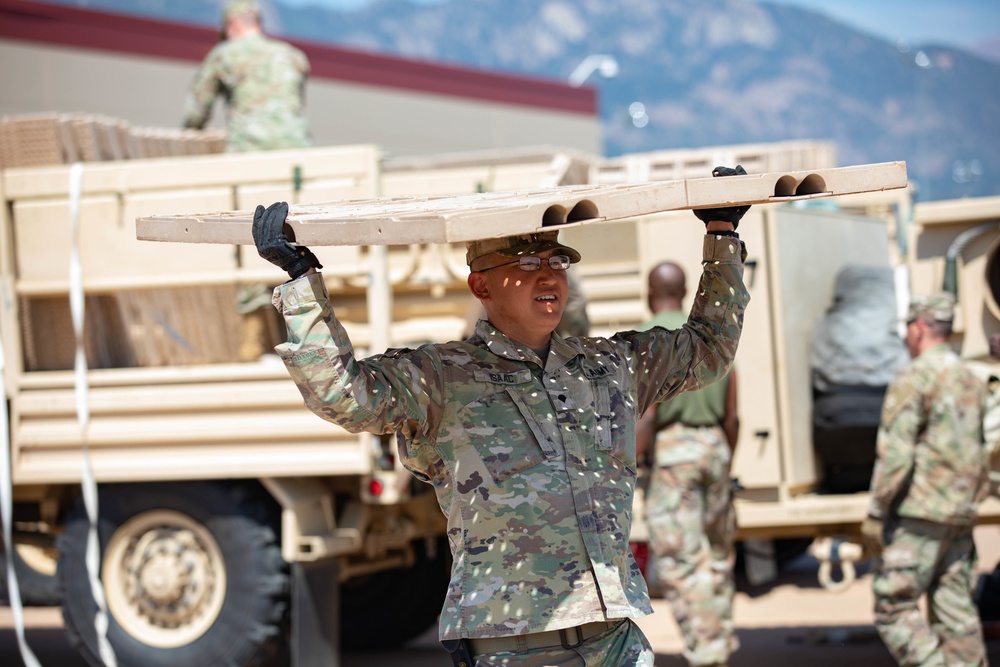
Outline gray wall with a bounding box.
[0,40,601,158]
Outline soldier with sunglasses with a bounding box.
[250,168,750,666]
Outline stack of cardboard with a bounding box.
[0,112,226,169]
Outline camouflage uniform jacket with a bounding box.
[272,234,748,641]
[869,344,989,526]
[182,34,311,151]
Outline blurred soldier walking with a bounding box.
[863,292,989,667]
[636,261,740,667]
[183,0,313,360]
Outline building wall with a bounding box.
[0,0,600,157]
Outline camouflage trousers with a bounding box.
[873,517,986,667]
[471,619,653,666]
[645,424,737,667]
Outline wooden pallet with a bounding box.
[136,162,908,246]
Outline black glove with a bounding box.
[252,201,322,280]
[693,165,751,228]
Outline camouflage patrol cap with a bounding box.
[221,0,261,26]
[907,291,955,323]
[466,231,581,271]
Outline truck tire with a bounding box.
[341,536,450,650]
[57,481,289,667]
[0,542,62,607]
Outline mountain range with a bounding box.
[37,0,1000,202]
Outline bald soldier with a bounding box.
[636,261,740,667]
[249,167,750,666]
[863,292,989,667]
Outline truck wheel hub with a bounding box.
[138,552,187,604]
[103,510,228,648]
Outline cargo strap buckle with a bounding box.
[559,625,584,649]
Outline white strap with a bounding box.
[0,328,41,667]
[68,162,118,667]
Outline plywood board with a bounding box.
[136,162,907,246]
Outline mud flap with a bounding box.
[743,538,778,586]
[292,558,341,667]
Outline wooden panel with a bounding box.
[136,162,908,246]
[138,180,680,245]
[684,162,907,207]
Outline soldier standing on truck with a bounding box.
[248,166,750,666]
[182,0,312,151]
[862,292,990,667]
[635,261,740,667]
[182,0,314,361]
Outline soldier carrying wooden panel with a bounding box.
[249,166,751,666]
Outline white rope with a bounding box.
[0,330,41,667]
[68,162,118,667]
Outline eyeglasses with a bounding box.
[478,254,572,273]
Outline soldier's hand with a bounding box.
[252,201,322,279]
[693,165,751,229]
[860,515,884,558]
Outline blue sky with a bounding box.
[275,0,1000,54]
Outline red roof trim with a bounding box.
[0,0,596,115]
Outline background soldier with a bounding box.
[182,0,311,151]
[183,0,314,361]
[863,292,990,667]
[248,167,750,666]
[635,261,740,667]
